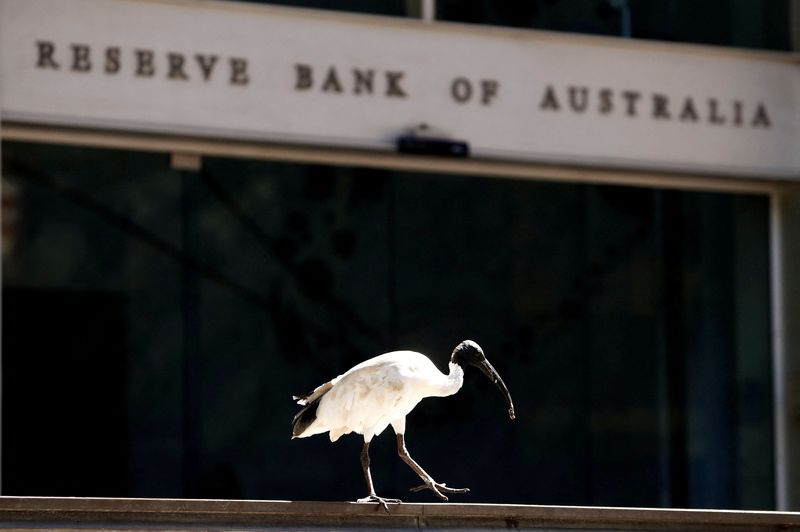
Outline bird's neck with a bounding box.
[437,362,464,397]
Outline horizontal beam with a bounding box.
[0,497,798,531]
[1,122,784,196]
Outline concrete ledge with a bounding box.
[0,497,798,531]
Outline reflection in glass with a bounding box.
[1,142,773,508]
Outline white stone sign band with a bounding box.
[1,0,798,179]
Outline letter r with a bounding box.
[36,41,59,69]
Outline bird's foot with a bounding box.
[357,494,402,513]
[410,481,469,501]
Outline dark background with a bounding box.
[2,141,773,508]
[238,0,791,51]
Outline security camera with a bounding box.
[396,123,470,158]
[396,135,470,158]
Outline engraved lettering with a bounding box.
[540,85,560,111]
[168,52,188,80]
[652,94,670,120]
[321,66,343,93]
[36,40,59,69]
[679,97,699,122]
[105,47,120,74]
[621,90,641,117]
[71,44,91,72]
[480,79,499,105]
[294,65,406,98]
[752,103,771,128]
[195,54,219,81]
[229,57,249,85]
[568,86,588,113]
[733,100,743,126]
[26,40,778,135]
[709,98,726,125]
[385,71,406,98]
[598,88,613,114]
[295,63,313,90]
[451,77,472,103]
[135,49,155,77]
[353,68,374,95]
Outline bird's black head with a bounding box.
[450,340,516,420]
[450,339,486,367]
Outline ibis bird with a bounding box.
[291,340,515,510]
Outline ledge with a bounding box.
[0,497,798,531]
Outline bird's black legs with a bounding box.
[355,434,468,510]
[395,433,469,501]
[359,440,376,496]
[356,440,401,512]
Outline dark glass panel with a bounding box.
[1,141,773,508]
[436,0,791,51]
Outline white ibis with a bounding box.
[291,340,515,511]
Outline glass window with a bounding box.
[220,0,408,17]
[1,141,773,508]
[209,1,792,50]
[436,0,791,51]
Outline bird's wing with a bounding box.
[317,359,406,429]
[293,378,339,406]
[298,352,436,405]
[321,354,417,417]
[292,353,403,406]
[296,351,437,440]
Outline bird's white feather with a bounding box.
[294,379,338,406]
[294,350,464,441]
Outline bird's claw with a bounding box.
[357,494,401,513]
[410,481,470,501]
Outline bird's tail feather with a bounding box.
[292,376,341,438]
[291,397,321,438]
[291,384,332,438]
[293,380,334,406]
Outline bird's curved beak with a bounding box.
[476,359,516,420]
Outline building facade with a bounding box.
[1,0,799,511]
